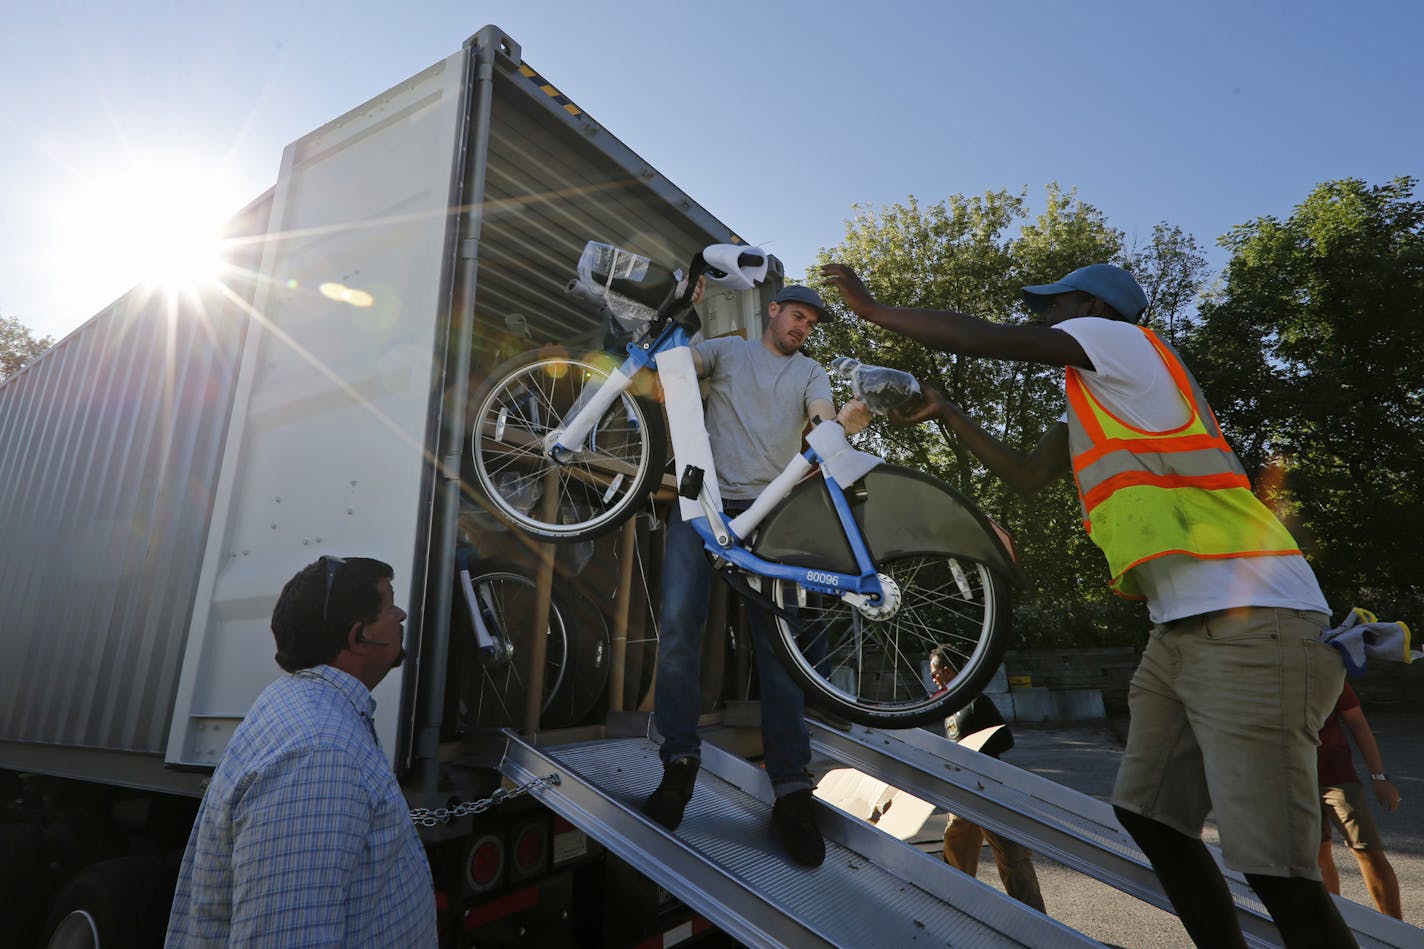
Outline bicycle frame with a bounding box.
[469,243,1024,726]
[548,317,890,604]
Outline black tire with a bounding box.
[42,855,178,949]
[0,822,54,948]
[768,555,1012,729]
[539,587,611,729]
[459,563,611,730]
[469,349,667,542]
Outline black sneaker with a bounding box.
[642,757,699,831]
[772,789,825,867]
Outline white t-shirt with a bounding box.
[1054,318,1329,624]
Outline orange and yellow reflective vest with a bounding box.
[1065,326,1300,599]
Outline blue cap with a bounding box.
[1022,264,1148,321]
[774,284,833,323]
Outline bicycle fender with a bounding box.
[749,465,1027,587]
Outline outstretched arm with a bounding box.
[1340,705,1401,811]
[820,263,1093,369]
[890,384,1070,496]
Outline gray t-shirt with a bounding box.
[694,336,832,500]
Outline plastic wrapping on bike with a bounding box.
[807,419,881,489]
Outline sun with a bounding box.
[61,159,242,297]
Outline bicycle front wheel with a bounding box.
[461,567,568,729]
[460,564,610,730]
[469,350,668,541]
[769,554,1010,728]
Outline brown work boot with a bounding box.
[772,789,825,867]
[642,757,698,831]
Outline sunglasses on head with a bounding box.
[321,555,346,625]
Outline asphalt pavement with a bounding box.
[907,709,1424,947]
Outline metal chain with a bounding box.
[409,773,560,827]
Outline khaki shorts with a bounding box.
[1322,782,1385,851]
[1112,607,1343,878]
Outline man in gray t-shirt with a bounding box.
[695,323,834,500]
[642,283,867,869]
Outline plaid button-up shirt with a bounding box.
[166,665,436,947]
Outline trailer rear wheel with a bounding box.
[42,855,177,949]
[0,822,53,947]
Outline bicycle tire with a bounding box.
[540,585,612,729]
[460,564,608,730]
[469,350,667,542]
[768,554,1010,728]
[750,464,1019,728]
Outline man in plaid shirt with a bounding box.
[166,556,436,947]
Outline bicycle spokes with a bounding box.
[770,554,1006,727]
[471,353,667,541]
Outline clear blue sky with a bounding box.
[4,0,1420,342]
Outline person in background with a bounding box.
[1317,681,1403,918]
[930,647,1046,912]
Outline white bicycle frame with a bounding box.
[546,318,892,609]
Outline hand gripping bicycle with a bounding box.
[469,243,1024,727]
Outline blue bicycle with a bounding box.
[468,243,1023,727]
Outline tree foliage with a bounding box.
[804,186,1210,646]
[0,314,53,382]
[1180,177,1424,617]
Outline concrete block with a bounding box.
[986,691,1015,722]
[1056,688,1106,720]
[814,768,935,840]
[816,767,887,822]
[873,788,937,841]
[1009,687,1055,722]
[984,665,1009,694]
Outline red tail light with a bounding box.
[510,819,548,880]
[464,833,504,893]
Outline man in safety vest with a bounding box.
[821,261,1354,949]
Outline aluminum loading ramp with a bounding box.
[806,721,1418,949]
[498,729,1099,947]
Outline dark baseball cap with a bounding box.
[773,284,834,323]
[1022,264,1148,321]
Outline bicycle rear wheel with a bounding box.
[469,350,667,542]
[768,554,1010,728]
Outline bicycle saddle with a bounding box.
[700,243,768,291]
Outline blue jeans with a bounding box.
[652,503,812,796]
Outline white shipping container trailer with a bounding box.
[0,25,771,947]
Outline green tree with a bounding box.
[806,187,1211,646]
[0,314,53,382]
[1181,177,1424,617]
[1126,223,1210,346]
